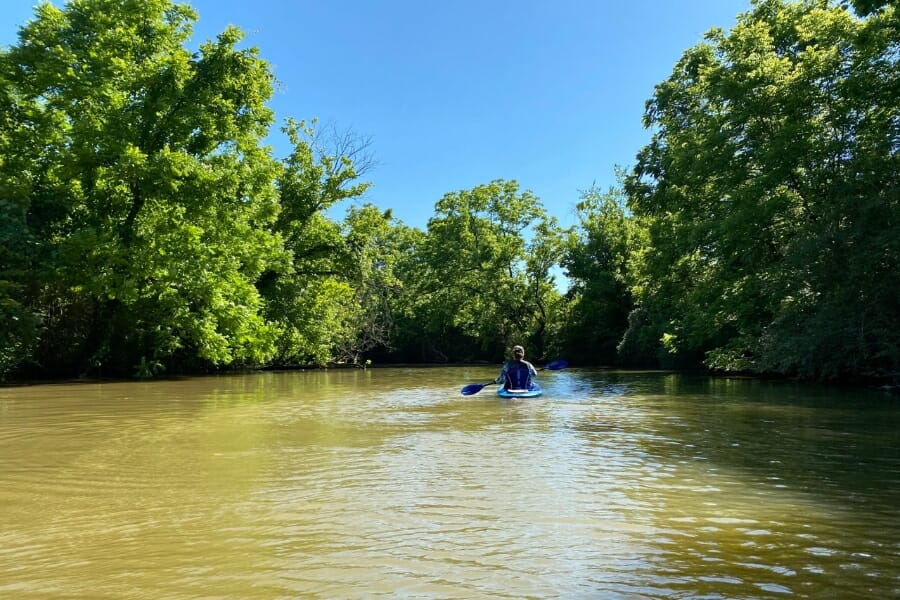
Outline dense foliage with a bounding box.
[1,0,896,383]
[625,0,899,380]
[391,180,564,363]
[0,0,370,377]
[555,185,639,366]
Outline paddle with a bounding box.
[460,359,569,396]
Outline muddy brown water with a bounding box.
[1,368,898,598]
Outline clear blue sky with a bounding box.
[1,0,752,229]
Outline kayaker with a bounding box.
[495,345,538,390]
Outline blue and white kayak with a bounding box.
[497,383,543,399]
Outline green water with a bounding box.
[1,368,898,598]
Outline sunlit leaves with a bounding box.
[257,118,374,366]
[411,180,563,360]
[625,0,899,380]
[558,185,637,364]
[0,0,283,376]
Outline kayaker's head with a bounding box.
[512,345,525,359]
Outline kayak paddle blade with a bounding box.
[460,383,490,396]
[544,359,569,371]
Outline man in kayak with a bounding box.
[495,345,538,391]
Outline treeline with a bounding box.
[1,0,896,383]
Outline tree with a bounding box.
[523,213,567,358]
[260,118,372,367]
[843,0,895,16]
[0,63,42,377]
[625,0,899,380]
[558,185,638,365]
[336,205,421,364]
[0,0,285,377]
[413,180,563,361]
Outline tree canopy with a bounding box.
[624,0,899,380]
[1,0,287,376]
[1,0,896,384]
[397,180,563,362]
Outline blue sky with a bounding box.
[1,0,752,229]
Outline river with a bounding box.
[1,367,898,598]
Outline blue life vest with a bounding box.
[504,361,533,390]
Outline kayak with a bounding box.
[497,383,543,399]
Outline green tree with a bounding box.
[336,205,422,364]
[843,0,894,16]
[558,185,638,365]
[413,180,563,361]
[0,0,284,377]
[0,63,42,377]
[375,222,430,363]
[260,118,371,366]
[625,0,899,380]
[524,213,567,358]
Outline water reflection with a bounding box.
[1,368,898,598]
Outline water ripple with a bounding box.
[1,369,898,598]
